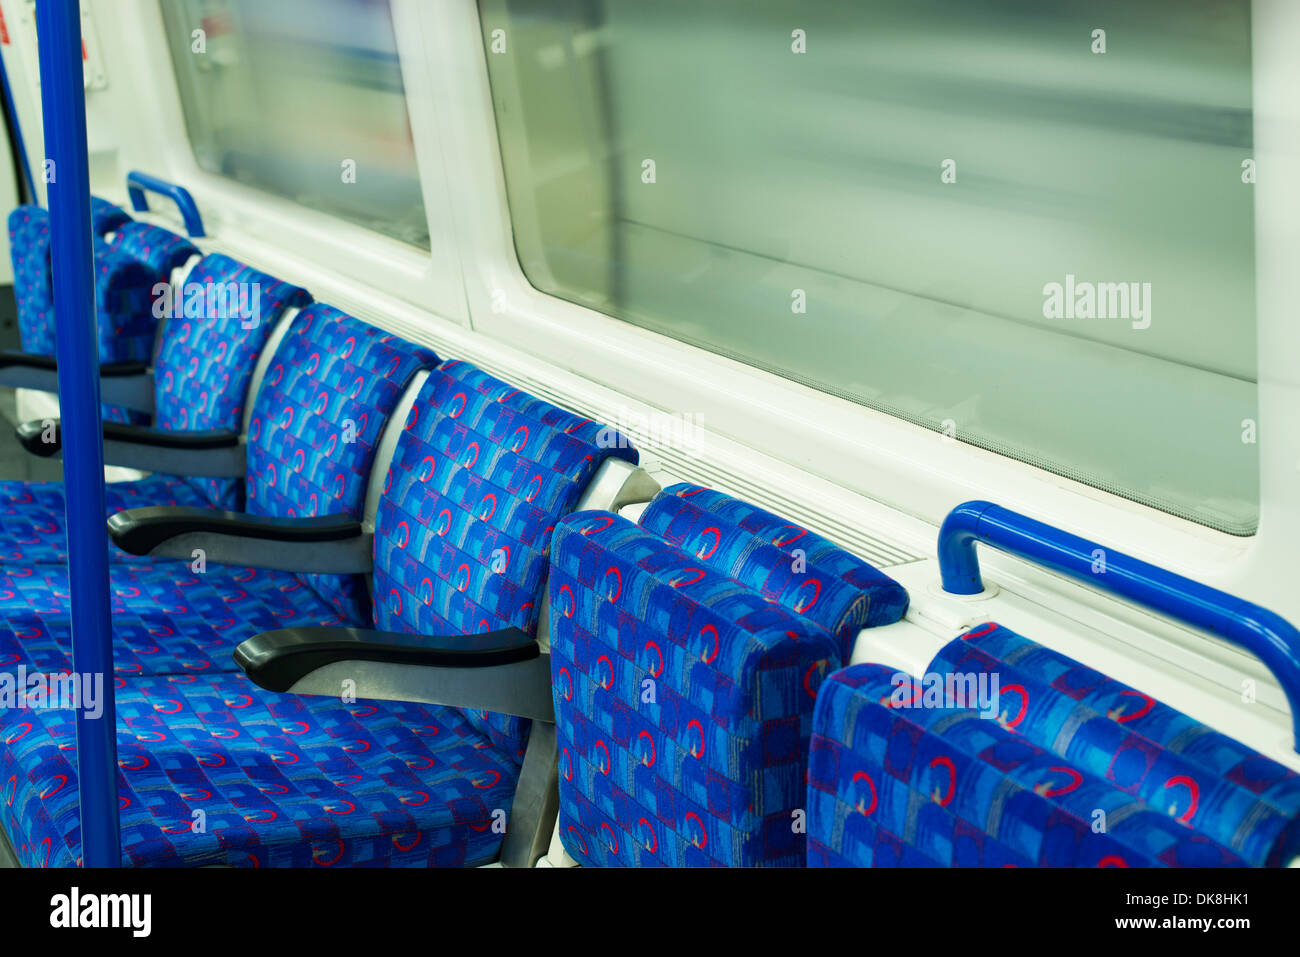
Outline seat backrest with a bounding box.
[371,358,638,757]
[244,303,439,626]
[547,508,843,866]
[90,238,159,365]
[151,253,312,509]
[99,224,199,426]
[8,206,55,354]
[547,484,908,866]
[807,660,1254,867]
[639,483,909,658]
[107,222,200,286]
[8,198,135,354]
[89,196,133,235]
[927,623,1300,866]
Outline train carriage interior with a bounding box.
[0,0,1297,905]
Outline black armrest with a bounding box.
[18,418,245,474]
[107,506,371,574]
[109,506,360,552]
[235,626,539,692]
[16,418,60,456]
[0,350,58,371]
[18,419,238,455]
[235,625,554,724]
[0,355,154,410]
[0,352,147,375]
[104,424,242,474]
[102,422,239,449]
[101,361,151,377]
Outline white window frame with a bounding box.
[424,0,1300,623]
[99,0,469,329]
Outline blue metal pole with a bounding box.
[34,0,119,867]
[937,500,1300,753]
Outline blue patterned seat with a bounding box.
[97,222,201,424]
[246,305,439,626]
[8,205,56,356]
[0,475,213,564]
[0,306,438,676]
[0,673,520,867]
[640,483,910,659]
[548,484,907,866]
[0,254,311,565]
[8,198,133,358]
[0,361,637,867]
[0,561,348,679]
[7,207,201,423]
[91,196,134,234]
[374,358,638,758]
[807,623,1300,867]
[8,197,140,358]
[107,221,199,282]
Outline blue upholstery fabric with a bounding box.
[90,196,133,235]
[9,205,55,355]
[800,616,1300,868]
[0,474,213,566]
[927,623,1300,867]
[107,221,198,280]
[90,238,160,424]
[807,663,1248,867]
[548,510,842,867]
[152,253,312,511]
[89,238,158,364]
[0,673,520,867]
[373,359,637,758]
[0,358,638,868]
[0,255,310,565]
[640,483,909,658]
[245,304,439,625]
[7,199,134,357]
[98,223,198,424]
[0,561,347,679]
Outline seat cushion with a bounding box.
[0,673,521,867]
[807,662,1248,867]
[0,560,348,679]
[0,474,233,566]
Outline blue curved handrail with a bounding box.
[125,170,205,237]
[938,500,1300,753]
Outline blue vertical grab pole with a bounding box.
[34,0,120,867]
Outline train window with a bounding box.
[159,0,429,249]
[479,0,1259,535]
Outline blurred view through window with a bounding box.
[479,0,1258,534]
[161,0,428,249]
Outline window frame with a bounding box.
[118,0,469,328]
[429,0,1300,618]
